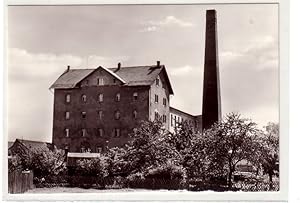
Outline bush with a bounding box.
[145,162,186,181]
[74,157,108,178]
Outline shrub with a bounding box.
[74,156,108,178]
[145,162,186,181]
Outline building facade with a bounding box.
[50,9,221,153]
[169,107,202,133]
[50,62,180,153]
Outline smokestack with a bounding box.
[67,65,70,72]
[115,63,121,72]
[157,61,160,67]
[202,9,222,131]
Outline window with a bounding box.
[97,78,104,86]
[113,79,117,83]
[115,111,120,120]
[114,129,120,137]
[116,93,120,102]
[133,92,138,101]
[155,111,159,120]
[98,94,103,102]
[133,110,137,119]
[171,114,173,127]
[98,110,103,120]
[82,95,87,102]
[155,94,158,103]
[65,129,69,137]
[98,129,103,137]
[156,78,160,86]
[81,112,86,119]
[163,115,167,123]
[65,111,70,120]
[163,98,167,106]
[80,147,85,153]
[64,145,69,150]
[96,146,102,153]
[66,94,71,103]
[81,129,86,137]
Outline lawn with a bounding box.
[25,187,166,193]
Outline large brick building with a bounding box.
[50,62,200,153]
[50,9,221,153]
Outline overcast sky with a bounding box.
[7,4,278,142]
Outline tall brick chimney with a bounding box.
[202,9,222,131]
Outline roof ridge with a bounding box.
[16,138,50,143]
[108,65,162,69]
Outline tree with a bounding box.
[10,146,66,178]
[167,120,195,153]
[125,119,181,174]
[75,156,108,177]
[204,113,260,189]
[105,146,131,177]
[30,147,66,177]
[259,122,279,183]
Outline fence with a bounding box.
[234,181,279,192]
[34,174,280,192]
[8,170,34,194]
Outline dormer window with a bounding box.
[82,95,87,102]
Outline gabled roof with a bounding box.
[50,69,94,89]
[102,66,126,84]
[14,139,52,150]
[8,141,14,149]
[170,106,202,118]
[109,65,174,94]
[50,65,174,94]
[9,139,54,156]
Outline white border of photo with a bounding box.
[2,0,289,202]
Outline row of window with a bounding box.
[154,112,167,123]
[65,110,138,120]
[65,93,167,106]
[64,145,104,153]
[154,95,167,106]
[65,92,138,103]
[170,114,195,127]
[64,128,121,138]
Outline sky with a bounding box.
[7,4,279,142]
